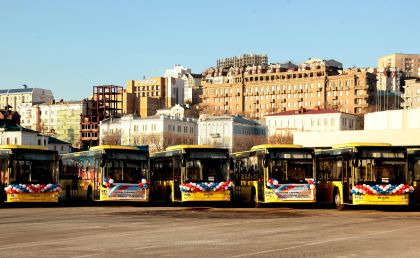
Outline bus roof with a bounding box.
[89,145,146,151]
[332,142,392,149]
[165,145,221,151]
[0,145,48,151]
[251,144,303,151]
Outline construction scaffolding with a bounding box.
[80,85,123,150]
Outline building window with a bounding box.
[38,139,41,145]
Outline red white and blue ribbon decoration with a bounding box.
[138,178,149,189]
[103,177,114,188]
[351,184,414,195]
[180,181,233,192]
[4,184,62,194]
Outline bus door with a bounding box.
[410,156,420,204]
[93,159,101,200]
[174,157,181,201]
[342,158,351,204]
[232,160,242,201]
[258,156,265,202]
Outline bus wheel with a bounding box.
[334,189,344,210]
[251,188,259,208]
[87,187,93,202]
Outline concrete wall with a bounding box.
[365,109,420,130]
[294,129,420,147]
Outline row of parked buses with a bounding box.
[1,143,420,209]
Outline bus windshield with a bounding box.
[185,158,228,182]
[269,160,313,183]
[104,159,148,184]
[354,159,406,184]
[10,160,57,184]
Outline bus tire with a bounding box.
[87,186,93,202]
[251,188,259,208]
[66,185,71,200]
[334,189,345,210]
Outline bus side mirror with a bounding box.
[100,159,106,167]
[8,160,12,168]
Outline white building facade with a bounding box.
[0,87,54,112]
[163,64,202,105]
[265,108,358,137]
[197,115,267,153]
[100,114,197,153]
[294,109,420,147]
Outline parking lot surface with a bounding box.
[0,204,420,257]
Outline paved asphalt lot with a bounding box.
[1,204,420,258]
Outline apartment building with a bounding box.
[124,77,167,117]
[401,78,420,109]
[0,87,53,112]
[19,100,84,148]
[201,58,376,119]
[378,53,420,78]
[216,54,268,68]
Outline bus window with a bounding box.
[185,159,227,182]
[414,160,420,180]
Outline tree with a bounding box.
[101,130,122,145]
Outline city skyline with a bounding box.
[1,0,420,100]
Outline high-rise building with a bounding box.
[200,58,376,119]
[378,53,420,78]
[401,78,420,109]
[124,77,167,117]
[216,54,268,68]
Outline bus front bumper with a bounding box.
[7,193,59,203]
[352,194,409,205]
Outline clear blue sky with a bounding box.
[1,0,419,100]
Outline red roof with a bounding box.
[265,108,344,117]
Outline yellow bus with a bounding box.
[408,148,420,205]
[0,145,60,203]
[59,145,150,202]
[150,145,232,204]
[315,143,413,209]
[230,144,316,207]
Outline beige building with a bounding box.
[217,54,268,68]
[378,53,420,78]
[201,58,377,119]
[401,78,420,109]
[124,77,167,118]
[0,87,54,112]
[19,100,84,148]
